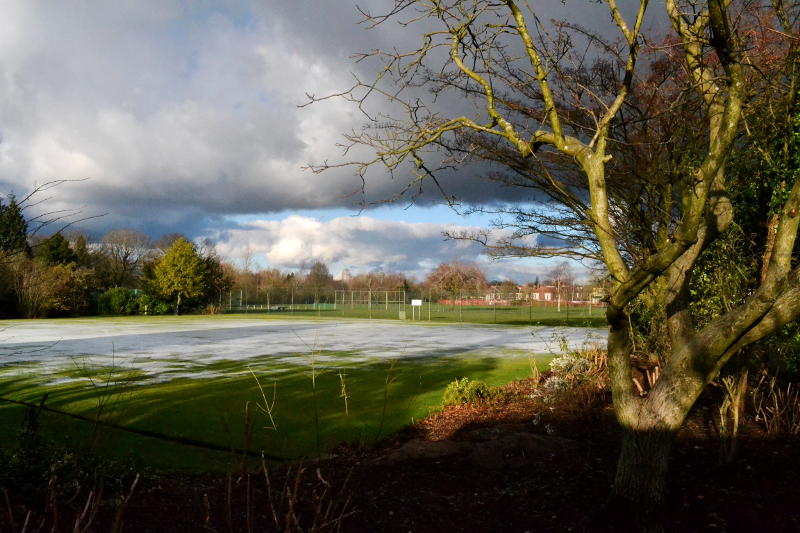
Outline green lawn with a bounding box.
[0,346,550,473]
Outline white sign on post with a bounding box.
[411,299,423,320]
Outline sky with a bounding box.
[0,1,654,282]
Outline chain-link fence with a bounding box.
[225,287,606,326]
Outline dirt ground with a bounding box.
[81,378,799,533]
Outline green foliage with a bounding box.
[690,87,800,372]
[0,194,29,255]
[99,287,139,316]
[73,234,92,267]
[689,225,757,328]
[442,377,496,406]
[153,238,207,314]
[49,264,94,316]
[749,112,800,216]
[202,254,233,304]
[35,232,77,266]
[626,289,669,363]
[77,282,172,316]
[765,322,800,379]
[137,292,171,315]
[7,257,93,318]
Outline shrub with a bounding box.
[549,352,591,378]
[442,377,495,406]
[541,345,608,409]
[543,375,569,396]
[137,293,171,315]
[98,287,138,315]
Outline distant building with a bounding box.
[530,285,557,302]
[591,286,608,304]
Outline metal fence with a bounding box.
[225,288,606,326]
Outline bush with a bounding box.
[442,377,496,406]
[543,375,570,396]
[540,346,608,409]
[98,287,138,315]
[137,293,171,315]
[549,352,591,378]
[49,264,94,317]
[96,290,173,316]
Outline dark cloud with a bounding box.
[0,0,656,284]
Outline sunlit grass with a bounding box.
[0,347,551,473]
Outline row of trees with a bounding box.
[0,198,232,318]
[228,257,580,308]
[2,196,576,317]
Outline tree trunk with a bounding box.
[605,314,697,532]
[607,428,676,532]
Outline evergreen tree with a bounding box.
[0,195,30,255]
[73,234,92,267]
[36,232,76,265]
[202,254,233,307]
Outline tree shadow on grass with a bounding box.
[0,347,533,470]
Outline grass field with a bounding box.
[230,302,607,328]
[0,316,605,473]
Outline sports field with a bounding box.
[0,316,606,471]
[230,301,607,327]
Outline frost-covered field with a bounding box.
[0,317,606,385]
[0,317,608,464]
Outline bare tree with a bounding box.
[312,0,799,527]
[153,232,188,252]
[547,261,573,313]
[98,229,151,288]
[425,261,488,297]
[345,270,412,291]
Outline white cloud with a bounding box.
[210,215,471,276]
[207,214,574,282]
